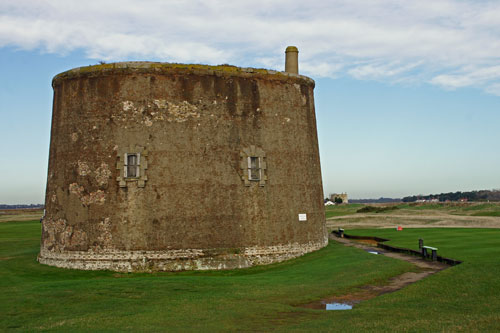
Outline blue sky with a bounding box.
[1,0,500,204]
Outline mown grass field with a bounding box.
[326,202,500,230]
[2,219,500,331]
[325,201,500,217]
[0,209,43,223]
[0,220,412,332]
[345,228,500,331]
[325,203,364,218]
[395,202,500,217]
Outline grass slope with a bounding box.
[323,228,500,332]
[2,221,500,331]
[325,204,364,218]
[396,202,500,217]
[326,202,500,218]
[1,221,410,332]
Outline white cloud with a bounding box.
[301,62,344,78]
[348,61,423,80]
[485,83,500,96]
[430,65,500,90]
[1,0,500,94]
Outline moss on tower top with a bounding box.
[52,61,314,88]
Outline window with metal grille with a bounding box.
[124,153,140,178]
[247,156,261,181]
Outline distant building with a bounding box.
[330,193,348,204]
[415,198,439,203]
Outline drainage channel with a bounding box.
[299,234,458,311]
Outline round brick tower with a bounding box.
[39,56,327,271]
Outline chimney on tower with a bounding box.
[285,46,299,74]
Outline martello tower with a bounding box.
[39,47,327,272]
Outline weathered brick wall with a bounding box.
[40,62,327,271]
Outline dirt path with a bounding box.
[327,212,500,229]
[300,235,450,310]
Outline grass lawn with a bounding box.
[395,202,500,217]
[325,203,364,218]
[326,201,500,217]
[0,220,411,332]
[339,228,500,331]
[2,221,500,331]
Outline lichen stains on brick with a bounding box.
[95,217,113,250]
[69,183,84,196]
[117,99,200,124]
[69,182,106,206]
[122,100,134,112]
[95,163,111,186]
[80,190,106,206]
[77,161,91,176]
[42,218,88,252]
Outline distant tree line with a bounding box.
[0,204,44,209]
[402,190,500,202]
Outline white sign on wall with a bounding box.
[298,213,307,221]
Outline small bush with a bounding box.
[357,206,399,213]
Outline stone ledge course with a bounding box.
[38,239,327,272]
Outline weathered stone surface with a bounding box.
[40,62,327,271]
[38,240,325,272]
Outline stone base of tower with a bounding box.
[38,239,328,272]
